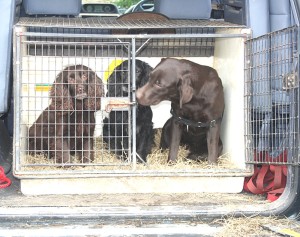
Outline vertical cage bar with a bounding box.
[131,38,137,169]
[14,31,22,172]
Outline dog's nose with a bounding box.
[76,85,87,100]
[77,85,86,93]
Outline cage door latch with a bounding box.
[282,73,298,90]
[102,97,135,112]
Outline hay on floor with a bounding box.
[22,128,236,171]
[214,215,299,237]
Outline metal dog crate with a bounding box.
[245,26,299,166]
[12,17,285,195]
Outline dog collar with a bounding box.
[170,109,220,128]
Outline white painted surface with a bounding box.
[213,29,246,169]
[21,176,244,195]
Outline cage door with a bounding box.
[245,26,299,165]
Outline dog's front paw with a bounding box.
[167,159,177,166]
[207,157,218,164]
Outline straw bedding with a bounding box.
[23,128,236,171]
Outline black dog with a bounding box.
[103,59,154,163]
[160,117,211,161]
[136,58,224,164]
[28,65,104,164]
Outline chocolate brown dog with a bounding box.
[136,58,224,164]
[28,65,104,164]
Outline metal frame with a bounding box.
[13,19,252,178]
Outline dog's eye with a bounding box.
[155,80,162,87]
[68,75,75,83]
[82,74,87,81]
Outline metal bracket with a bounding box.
[282,72,298,90]
[101,97,135,113]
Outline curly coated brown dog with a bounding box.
[136,58,224,164]
[28,65,104,164]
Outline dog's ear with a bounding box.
[139,62,153,87]
[178,76,193,108]
[85,73,104,111]
[49,70,74,113]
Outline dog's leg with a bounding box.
[160,118,172,150]
[89,138,95,162]
[51,138,70,164]
[136,135,148,163]
[206,121,222,164]
[53,121,71,165]
[82,137,94,163]
[167,118,183,163]
[136,124,154,163]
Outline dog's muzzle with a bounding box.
[75,93,88,100]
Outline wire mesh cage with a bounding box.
[13,18,249,177]
[14,36,134,172]
[245,26,299,165]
